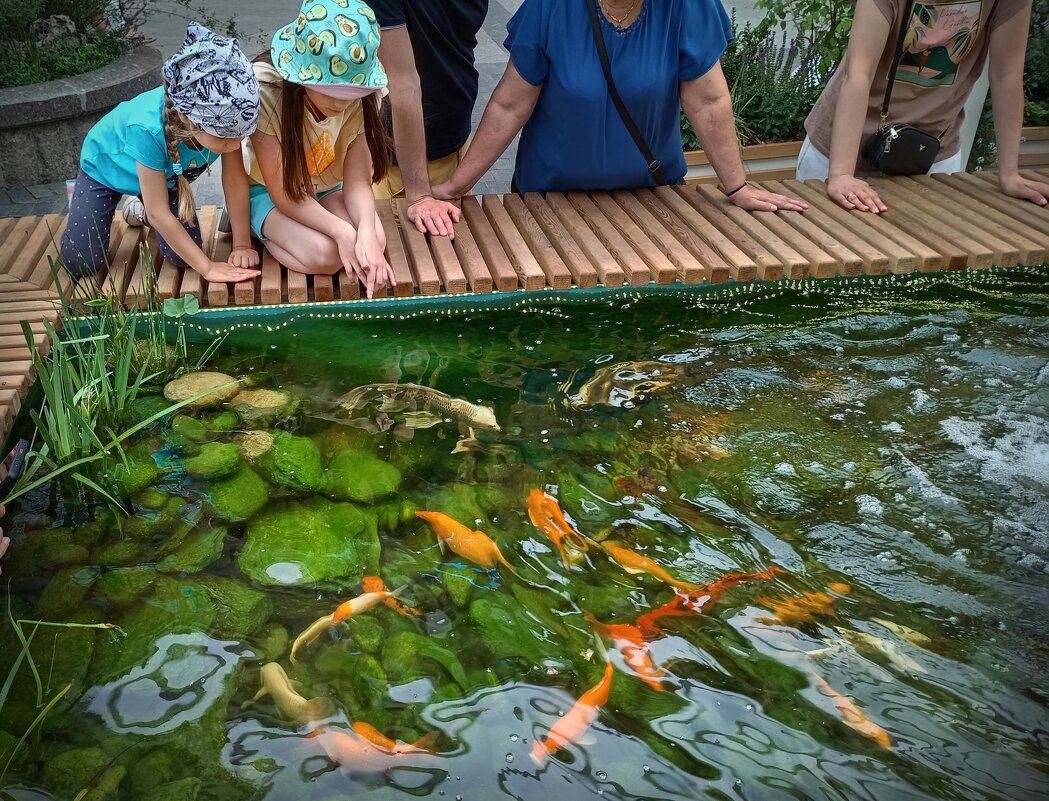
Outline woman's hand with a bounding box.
[729,184,808,213]
[228,246,260,270]
[827,175,888,213]
[202,261,261,283]
[353,231,395,298]
[1000,174,1049,206]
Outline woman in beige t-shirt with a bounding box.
[799,0,1049,214]
[244,0,394,297]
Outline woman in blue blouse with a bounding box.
[433,0,804,211]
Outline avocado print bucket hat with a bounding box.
[271,0,387,91]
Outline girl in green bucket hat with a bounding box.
[244,0,394,297]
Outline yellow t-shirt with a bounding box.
[244,61,365,194]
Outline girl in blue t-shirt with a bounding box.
[60,24,262,283]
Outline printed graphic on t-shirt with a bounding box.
[896,1,982,87]
[306,131,336,176]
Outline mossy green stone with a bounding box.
[81,765,126,801]
[35,566,98,620]
[41,747,109,794]
[151,777,202,801]
[0,730,30,776]
[182,442,241,480]
[104,442,163,499]
[325,450,402,503]
[208,467,269,523]
[92,539,144,567]
[170,414,209,445]
[349,615,385,653]
[74,513,114,548]
[314,424,378,460]
[238,498,379,588]
[253,623,290,662]
[348,653,388,708]
[440,563,476,608]
[198,576,272,639]
[382,632,467,688]
[125,395,176,427]
[96,566,157,609]
[251,430,323,494]
[158,528,227,574]
[206,410,241,431]
[469,595,554,664]
[134,487,171,510]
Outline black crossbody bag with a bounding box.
[585,0,668,185]
[861,0,941,175]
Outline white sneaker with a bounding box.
[122,197,146,227]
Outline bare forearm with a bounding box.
[343,182,377,232]
[828,74,875,178]
[687,95,746,190]
[222,172,253,248]
[390,89,432,201]
[448,93,532,195]
[991,70,1024,178]
[149,210,211,274]
[274,193,352,241]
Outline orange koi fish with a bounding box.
[416,510,520,576]
[601,540,702,592]
[290,589,400,663]
[757,584,850,627]
[309,724,440,775]
[527,489,591,568]
[636,566,786,638]
[809,672,892,749]
[531,661,615,767]
[585,612,665,692]
[362,575,422,618]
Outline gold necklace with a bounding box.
[600,0,642,27]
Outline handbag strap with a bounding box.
[586,0,667,185]
[880,0,918,122]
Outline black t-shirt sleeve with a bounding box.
[369,0,408,28]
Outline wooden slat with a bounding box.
[286,266,308,304]
[782,180,909,274]
[0,322,51,336]
[429,233,469,294]
[566,192,650,285]
[397,198,442,295]
[459,197,517,292]
[376,204,415,297]
[632,190,728,283]
[335,270,361,300]
[449,211,494,293]
[194,208,228,308]
[482,196,546,291]
[258,250,282,305]
[544,193,625,288]
[503,194,572,290]
[612,191,703,283]
[870,180,993,269]
[22,215,66,290]
[950,172,1049,239]
[0,332,48,358]
[8,216,60,284]
[589,193,676,284]
[0,389,21,418]
[695,185,809,279]
[663,187,759,281]
[0,364,35,398]
[739,187,841,279]
[522,193,598,289]
[0,290,57,303]
[312,273,335,303]
[0,217,42,276]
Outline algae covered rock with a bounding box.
[440,563,476,608]
[248,430,323,494]
[252,623,290,662]
[158,527,227,574]
[207,467,268,523]
[206,410,241,432]
[124,394,176,427]
[164,371,241,409]
[238,498,379,588]
[8,527,88,574]
[36,566,99,620]
[314,424,377,460]
[325,450,401,503]
[103,442,163,499]
[229,388,299,425]
[382,631,467,689]
[198,576,272,639]
[468,594,555,664]
[41,747,110,794]
[96,566,157,609]
[152,777,202,801]
[0,730,30,776]
[92,539,144,567]
[348,616,384,653]
[81,765,127,801]
[183,442,241,480]
[169,414,209,446]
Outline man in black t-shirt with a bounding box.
[370,0,489,238]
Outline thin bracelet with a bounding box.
[724,181,748,197]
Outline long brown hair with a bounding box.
[162,92,198,224]
[256,56,391,202]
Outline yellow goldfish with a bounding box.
[243,663,332,725]
[527,489,591,568]
[809,672,892,749]
[416,510,519,576]
[531,661,615,767]
[290,589,399,663]
[602,540,702,592]
[757,584,850,627]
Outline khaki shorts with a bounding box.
[373,142,468,200]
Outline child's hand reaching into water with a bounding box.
[354,232,394,297]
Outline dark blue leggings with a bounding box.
[60,171,203,278]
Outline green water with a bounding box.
[3,271,1049,801]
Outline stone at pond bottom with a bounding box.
[238,498,380,588]
[102,442,163,499]
[252,623,290,663]
[6,528,87,574]
[35,566,99,620]
[207,467,269,523]
[169,415,209,446]
[246,430,324,494]
[206,410,241,431]
[80,765,127,801]
[468,594,555,664]
[0,730,30,776]
[198,576,272,639]
[151,777,203,801]
[92,539,143,567]
[95,566,157,609]
[382,631,467,689]
[123,395,176,427]
[325,450,402,503]
[229,388,299,424]
[182,442,242,480]
[158,528,227,574]
[41,747,109,794]
[164,371,241,409]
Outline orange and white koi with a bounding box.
[290,589,400,663]
[416,510,520,576]
[809,672,892,749]
[362,575,422,618]
[308,724,440,775]
[585,613,665,692]
[531,661,615,767]
[527,489,591,568]
[757,584,850,627]
[601,540,702,592]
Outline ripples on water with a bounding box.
[2,270,1048,801]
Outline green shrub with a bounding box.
[755,0,854,71]
[0,34,123,89]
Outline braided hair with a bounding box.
[162,91,199,224]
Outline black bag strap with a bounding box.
[880,0,917,122]
[586,0,667,185]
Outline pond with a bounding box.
[2,270,1048,801]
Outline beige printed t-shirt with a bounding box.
[805,0,1026,168]
[244,61,366,194]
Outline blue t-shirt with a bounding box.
[80,86,219,196]
[505,0,731,193]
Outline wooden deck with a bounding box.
[2,171,1049,447]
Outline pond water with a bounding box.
[2,270,1049,801]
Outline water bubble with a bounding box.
[505,754,514,763]
[745,703,753,711]
[642,765,651,773]
[509,734,519,742]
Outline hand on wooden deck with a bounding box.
[827,176,888,214]
[407,196,461,239]
[729,184,808,213]
[349,236,395,298]
[229,247,261,270]
[999,175,1049,207]
[202,261,262,283]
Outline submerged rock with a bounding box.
[182,442,241,480]
[324,450,402,503]
[151,777,202,801]
[243,430,323,494]
[382,631,467,689]
[103,442,163,499]
[158,527,227,574]
[41,747,109,795]
[206,410,241,432]
[124,395,176,427]
[168,414,209,446]
[238,498,380,588]
[36,566,99,620]
[198,576,272,639]
[207,467,268,523]
[95,566,157,609]
[163,371,241,409]
[229,388,299,425]
[468,595,554,664]
[314,424,377,460]
[0,730,30,776]
[252,623,290,662]
[92,539,144,567]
